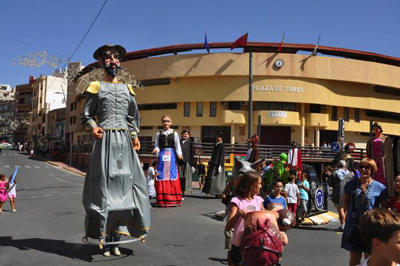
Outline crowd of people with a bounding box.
[6,43,400,265]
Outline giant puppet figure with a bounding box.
[203,132,226,196]
[81,44,150,255]
[246,134,260,164]
[366,122,395,196]
[287,141,302,172]
[179,129,195,198]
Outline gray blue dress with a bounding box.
[341,179,388,252]
[81,81,150,242]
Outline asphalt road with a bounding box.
[0,150,350,266]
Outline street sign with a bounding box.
[315,188,324,210]
[331,142,340,152]
[345,142,356,152]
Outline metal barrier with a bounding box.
[63,141,366,163]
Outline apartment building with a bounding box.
[27,70,67,150]
[13,76,35,144]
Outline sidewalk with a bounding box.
[47,160,86,176]
[29,153,86,177]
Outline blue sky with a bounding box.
[1,0,400,87]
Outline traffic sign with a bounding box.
[331,142,340,152]
[345,142,356,152]
[315,188,324,210]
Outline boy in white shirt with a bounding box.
[147,160,159,201]
[284,174,300,217]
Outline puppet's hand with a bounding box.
[93,127,103,140]
[132,137,141,151]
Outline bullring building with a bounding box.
[74,42,400,149]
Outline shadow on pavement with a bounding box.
[0,236,133,262]
[294,226,335,232]
[201,212,225,221]
[209,257,228,265]
[27,156,48,162]
[184,194,219,200]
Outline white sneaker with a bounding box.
[113,247,121,256]
[12,209,16,213]
[103,249,111,257]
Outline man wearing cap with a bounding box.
[203,132,226,196]
[179,130,195,199]
[81,44,150,256]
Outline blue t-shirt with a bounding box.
[297,180,310,201]
[264,195,287,210]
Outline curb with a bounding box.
[307,211,339,225]
[46,161,86,177]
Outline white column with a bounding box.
[231,122,235,144]
[315,126,320,147]
[300,103,305,146]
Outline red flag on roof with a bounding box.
[231,33,248,50]
[278,31,285,52]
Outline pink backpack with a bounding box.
[240,216,283,266]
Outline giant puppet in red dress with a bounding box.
[287,141,302,172]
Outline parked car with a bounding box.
[0,142,14,149]
[301,164,323,214]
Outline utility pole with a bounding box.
[338,118,345,159]
[248,52,253,143]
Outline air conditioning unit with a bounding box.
[240,101,248,106]
[321,105,329,110]
[221,101,228,107]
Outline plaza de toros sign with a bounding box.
[252,85,304,93]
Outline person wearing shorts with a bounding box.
[297,172,310,222]
[8,178,17,212]
[285,174,300,216]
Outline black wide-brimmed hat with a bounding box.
[93,44,126,60]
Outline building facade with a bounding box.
[65,62,88,146]
[48,107,66,148]
[0,86,15,142]
[13,76,35,145]
[27,71,67,150]
[72,43,400,150]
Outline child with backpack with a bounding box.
[225,172,264,266]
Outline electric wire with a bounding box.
[29,0,109,167]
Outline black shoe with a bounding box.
[334,226,344,232]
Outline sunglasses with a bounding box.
[103,52,121,60]
[359,165,371,170]
[162,120,172,123]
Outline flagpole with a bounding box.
[248,51,253,142]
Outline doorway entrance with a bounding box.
[260,126,291,145]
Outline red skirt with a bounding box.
[154,148,182,207]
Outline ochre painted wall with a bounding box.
[73,52,400,144]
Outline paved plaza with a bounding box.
[0,150,349,266]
